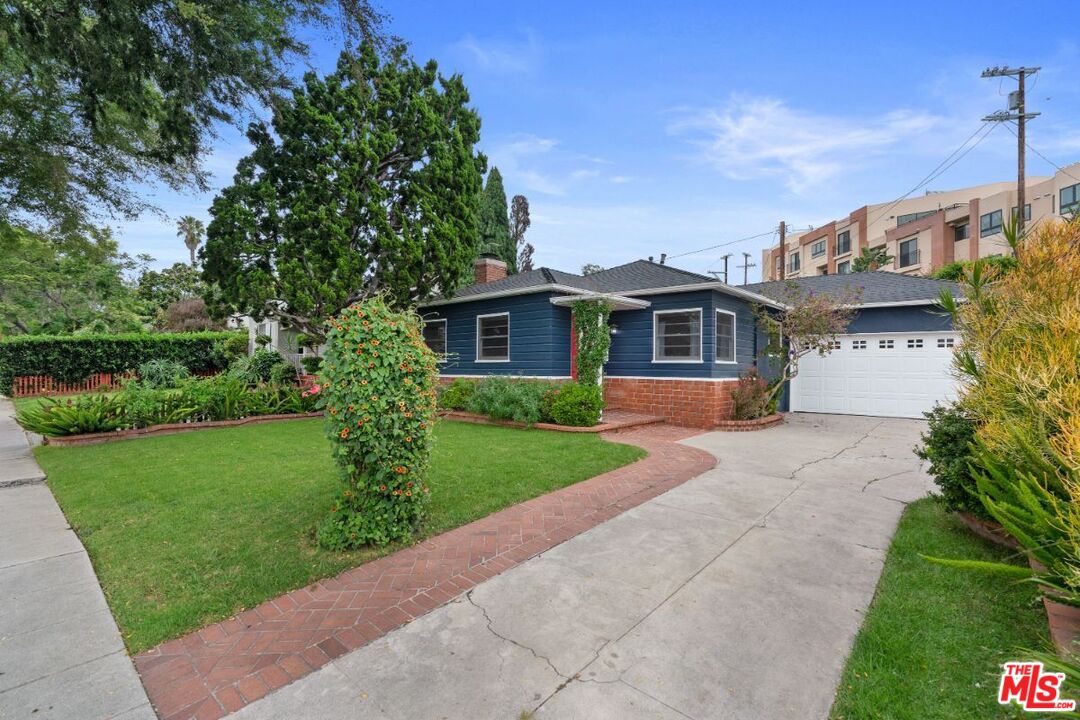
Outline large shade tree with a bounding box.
[0,223,146,335]
[0,0,387,230]
[203,43,485,343]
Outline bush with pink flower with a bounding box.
[314,297,439,549]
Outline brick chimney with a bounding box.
[473,255,508,284]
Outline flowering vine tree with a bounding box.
[313,297,439,549]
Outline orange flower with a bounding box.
[406,482,413,488]
[361,379,368,385]
[371,340,380,346]
[405,490,412,497]
[329,407,338,415]
[404,412,412,418]
[405,436,412,442]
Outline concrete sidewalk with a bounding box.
[230,414,932,720]
[0,397,153,720]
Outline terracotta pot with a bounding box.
[956,511,1021,550]
[1044,597,1080,657]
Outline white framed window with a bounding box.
[836,260,850,275]
[907,338,924,349]
[937,337,956,348]
[879,339,895,349]
[852,340,867,350]
[789,252,801,273]
[422,319,447,358]
[811,238,826,258]
[653,309,702,363]
[827,340,841,350]
[476,312,509,362]
[715,309,736,364]
[1062,183,1079,215]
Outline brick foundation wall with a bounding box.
[603,377,736,429]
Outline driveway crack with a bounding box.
[465,590,570,682]
[860,469,910,493]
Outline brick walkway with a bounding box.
[134,424,716,720]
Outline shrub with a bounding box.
[14,374,318,437]
[300,356,322,375]
[269,362,299,387]
[437,378,476,410]
[215,334,249,364]
[729,369,771,420]
[948,216,1080,482]
[549,383,604,426]
[229,348,290,385]
[464,377,557,425]
[16,395,126,435]
[137,359,191,389]
[915,402,983,517]
[0,331,240,394]
[539,387,559,423]
[314,298,439,549]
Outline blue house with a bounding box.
[419,257,961,425]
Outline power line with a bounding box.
[667,229,778,260]
[1001,121,1080,183]
[866,122,998,229]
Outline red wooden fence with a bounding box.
[11,370,219,398]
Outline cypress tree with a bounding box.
[479,167,515,272]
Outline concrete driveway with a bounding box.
[232,414,932,720]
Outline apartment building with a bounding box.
[760,161,1080,281]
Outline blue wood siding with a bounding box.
[420,293,571,377]
[846,306,953,334]
[604,290,757,378]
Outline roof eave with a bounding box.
[616,281,785,309]
[419,283,589,307]
[549,293,652,310]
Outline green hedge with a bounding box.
[0,332,244,395]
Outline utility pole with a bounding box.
[738,252,756,286]
[721,253,732,284]
[982,65,1040,238]
[778,221,786,280]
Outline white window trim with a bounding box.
[714,309,737,364]
[475,312,510,363]
[422,318,448,362]
[810,238,826,258]
[652,308,704,364]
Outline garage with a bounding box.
[790,331,960,418]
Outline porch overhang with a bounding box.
[549,293,652,311]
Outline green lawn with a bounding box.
[831,498,1048,720]
[34,418,644,653]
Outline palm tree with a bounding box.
[176,216,205,267]
[851,246,894,272]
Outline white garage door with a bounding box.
[790,332,960,419]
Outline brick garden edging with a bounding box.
[42,413,323,447]
[709,413,785,432]
[133,424,716,720]
[439,409,664,433]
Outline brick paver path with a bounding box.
[134,425,716,720]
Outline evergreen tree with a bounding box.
[511,195,533,272]
[203,44,484,344]
[479,167,514,272]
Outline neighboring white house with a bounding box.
[243,316,308,369]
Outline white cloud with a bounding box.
[450,31,541,75]
[485,134,627,196]
[668,95,943,193]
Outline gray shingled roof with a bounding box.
[446,267,588,299]
[445,260,716,300]
[744,272,961,305]
[438,260,955,307]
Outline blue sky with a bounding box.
[122,0,1080,283]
